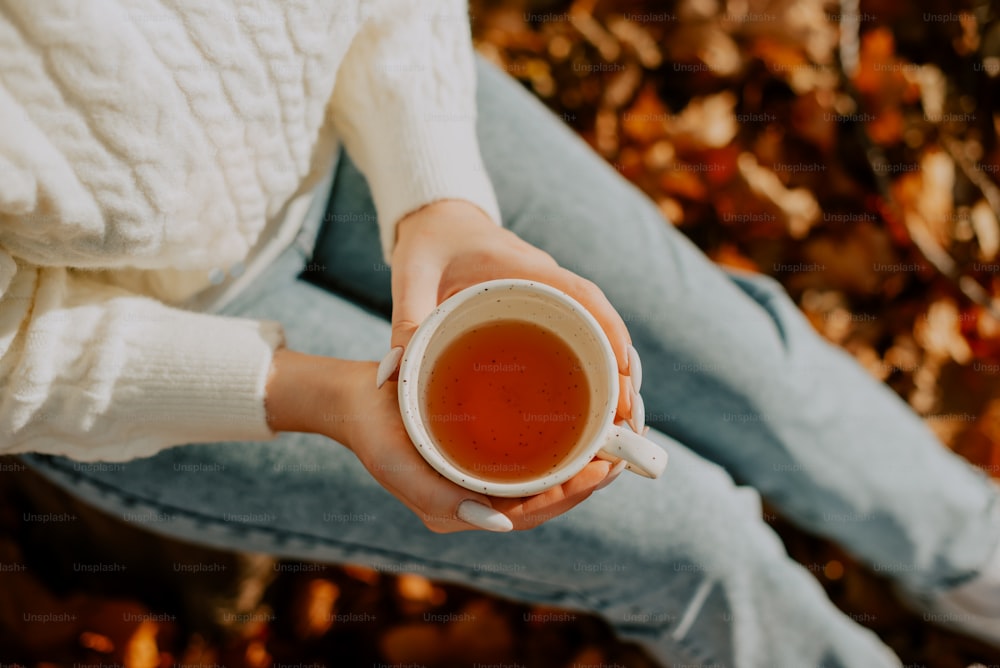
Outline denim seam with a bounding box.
[671,577,713,641]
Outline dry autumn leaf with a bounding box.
[622,84,671,144]
[916,299,973,365]
[972,199,1000,261]
[736,152,821,238]
[666,92,739,150]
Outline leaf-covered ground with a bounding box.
[3,0,1000,666]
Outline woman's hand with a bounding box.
[339,360,616,533]
[378,200,645,529]
[384,200,644,428]
[264,200,646,533]
[265,350,617,533]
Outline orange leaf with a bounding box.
[622,85,670,145]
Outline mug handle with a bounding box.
[596,425,668,479]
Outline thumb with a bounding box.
[377,260,441,388]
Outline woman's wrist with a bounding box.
[264,347,365,442]
[393,199,499,256]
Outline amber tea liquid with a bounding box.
[424,319,591,483]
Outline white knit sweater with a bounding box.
[0,0,501,460]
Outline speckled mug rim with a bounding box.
[397,278,620,497]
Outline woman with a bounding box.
[1,1,997,665]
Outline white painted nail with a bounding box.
[595,459,628,491]
[376,346,404,389]
[626,386,645,435]
[627,344,643,393]
[457,500,513,532]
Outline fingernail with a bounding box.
[627,344,643,393]
[626,386,645,435]
[595,459,628,491]
[376,346,404,389]
[457,500,513,532]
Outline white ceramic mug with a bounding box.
[397,278,668,497]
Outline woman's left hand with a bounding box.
[383,200,643,428]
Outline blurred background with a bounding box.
[3,0,1000,665]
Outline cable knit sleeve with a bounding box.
[0,0,327,461]
[328,0,502,261]
[0,255,283,461]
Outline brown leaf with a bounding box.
[666,24,742,77]
[79,631,115,654]
[175,634,220,667]
[396,573,437,603]
[657,197,685,225]
[242,639,270,668]
[642,140,675,171]
[730,0,837,65]
[379,623,446,665]
[341,564,380,586]
[796,223,897,296]
[594,107,619,157]
[854,28,896,96]
[122,620,160,668]
[972,199,1000,261]
[569,646,608,666]
[891,149,956,252]
[602,62,643,110]
[446,600,514,661]
[751,37,807,76]
[606,17,662,68]
[622,84,670,144]
[568,7,620,61]
[615,145,646,181]
[791,90,837,153]
[667,92,739,150]
[915,299,972,364]
[866,107,906,146]
[659,169,708,201]
[292,578,338,639]
[736,152,821,238]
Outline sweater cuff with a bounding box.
[364,108,502,261]
[110,311,284,460]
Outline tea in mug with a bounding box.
[424,319,591,483]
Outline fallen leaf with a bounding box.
[602,62,643,109]
[621,84,671,144]
[606,16,662,68]
[972,199,1000,260]
[916,299,973,364]
[122,620,160,668]
[292,578,338,639]
[667,92,739,150]
[737,152,821,238]
[666,24,742,77]
[379,623,445,665]
[446,600,514,661]
[791,89,837,153]
[659,169,708,201]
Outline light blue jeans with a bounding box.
[23,59,1000,667]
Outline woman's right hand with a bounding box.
[266,349,615,533]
